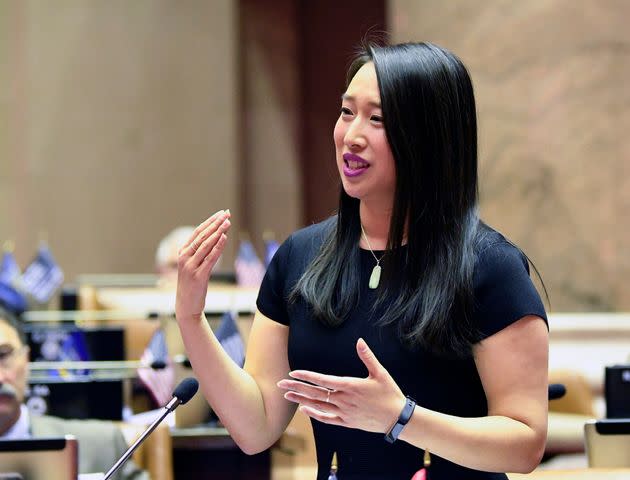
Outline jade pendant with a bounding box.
[368,264,381,289]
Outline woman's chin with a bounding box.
[342,189,364,201]
[340,181,365,200]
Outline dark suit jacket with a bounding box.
[30,415,149,480]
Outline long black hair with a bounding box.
[292,42,486,357]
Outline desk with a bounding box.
[171,427,269,479]
[548,313,630,396]
[509,469,630,479]
[171,426,304,480]
[545,413,594,455]
[71,283,259,361]
[90,284,258,315]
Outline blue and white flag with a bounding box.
[138,328,176,406]
[0,282,28,314]
[215,311,245,368]
[0,244,28,314]
[0,248,21,284]
[21,245,64,303]
[264,238,280,268]
[234,239,265,287]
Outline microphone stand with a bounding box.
[103,396,180,480]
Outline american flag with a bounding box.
[234,239,265,288]
[138,328,176,406]
[216,311,245,368]
[21,244,64,304]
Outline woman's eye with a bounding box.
[371,115,383,123]
[340,107,353,115]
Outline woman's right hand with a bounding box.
[176,209,231,322]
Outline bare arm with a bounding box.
[177,310,295,454]
[398,315,549,473]
[175,210,295,454]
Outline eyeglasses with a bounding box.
[0,345,28,370]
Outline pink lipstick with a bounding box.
[342,153,370,178]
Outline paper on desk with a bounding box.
[78,474,104,480]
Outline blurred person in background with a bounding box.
[175,41,548,479]
[0,306,148,480]
[156,225,225,287]
[155,226,196,286]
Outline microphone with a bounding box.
[149,359,167,370]
[103,377,199,480]
[548,383,566,400]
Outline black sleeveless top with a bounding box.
[257,218,547,480]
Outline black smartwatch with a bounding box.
[384,396,416,443]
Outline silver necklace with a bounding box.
[360,224,385,289]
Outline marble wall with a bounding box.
[391,0,630,311]
[1,0,239,278]
[2,1,628,312]
[240,0,302,254]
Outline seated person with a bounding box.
[156,226,229,288]
[155,226,196,286]
[0,306,149,480]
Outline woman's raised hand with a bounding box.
[176,209,231,322]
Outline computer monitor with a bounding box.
[24,324,125,362]
[0,436,78,480]
[26,378,124,421]
[23,324,126,421]
[605,364,630,418]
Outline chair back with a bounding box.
[548,369,595,416]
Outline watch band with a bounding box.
[384,396,416,444]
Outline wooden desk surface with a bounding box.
[509,469,630,479]
[94,283,258,315]
[545,412,593,455]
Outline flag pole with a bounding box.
[3,240,14,253]
[39,230,48,247]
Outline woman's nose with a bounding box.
[344,120,366,149]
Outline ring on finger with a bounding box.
[325,389,331,403]
[191,241,199,252]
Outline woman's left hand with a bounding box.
[276,338,406,434]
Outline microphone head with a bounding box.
[150,360,167,370]
[548,383,567,400]
[172,377,199,405]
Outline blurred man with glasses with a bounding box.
[0,307,149,479]
[0,308,29,438]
